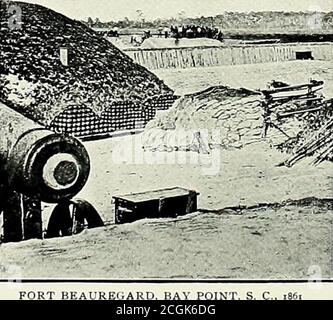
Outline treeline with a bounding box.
[82,11,333,33]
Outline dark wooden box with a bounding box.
[113,187,199,224]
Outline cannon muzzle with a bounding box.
[0,103,90,203]
[7,129,90,203]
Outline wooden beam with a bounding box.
[2,189,42,243]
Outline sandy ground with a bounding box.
[0,202,332,279]
[80,139,333,222]
[0,60,332,279]
[153,60,333,98]
[0,137,332,279]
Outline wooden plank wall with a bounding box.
[124,43,333,70]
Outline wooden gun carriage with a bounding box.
[0,103,103,243]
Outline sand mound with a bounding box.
[143,80,333,166]
[0,1,173,127]
[142,86,264,152]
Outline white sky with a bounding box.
[18,0,333,20]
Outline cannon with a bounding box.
[0,103,103,242]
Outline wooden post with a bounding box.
[60,47,69,66]
[22,194,42,240]
[2,189,23,243]
[2,189,42,243]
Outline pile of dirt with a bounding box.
[142,86,264,152]
[0,1,173,126]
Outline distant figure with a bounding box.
[197,26,202,37]
[181,25,186,38]
[158,27,163,38]
[269,80,290,89]
[207,27,213,38]
[217,31,224,42]
[113,27,119,37]
[143,30,151,39]
[164,26,169,38]
[131,35,144,46]
[191,25,197,38]
[174,26,180,39]
[186,28,193,38]
[166,24,223,40]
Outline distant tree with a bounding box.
[123,17,130,28]
[94,17,102,28]
[87,17,94,27]
[178,10,186,22]
[136,9,145,28]
[83,11,333,34]
[136,9,143,19]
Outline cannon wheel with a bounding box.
[46,199,104,239]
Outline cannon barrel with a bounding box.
[0,103,90,203]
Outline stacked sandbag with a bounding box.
[142,86,265,152]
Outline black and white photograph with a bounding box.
[0,0,333,298]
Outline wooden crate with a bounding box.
[113,187,199,224]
